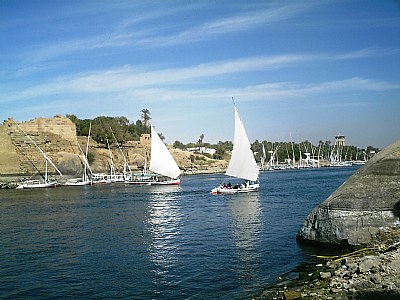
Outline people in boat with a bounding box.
[220,181,232,189]
[238,181,250,189]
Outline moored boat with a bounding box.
[15,179,58,189]
[125,122,181,185]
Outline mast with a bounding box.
[84,122,92,180]
[77,142,93,180]
[261,143,266,170]
[290,133,296,167]
[106,138,115,177]
[110,127,132,178]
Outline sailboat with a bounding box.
[91,138,121,183]
[64,144,93,186]
[110,127,132,182]
[65,122,93,186]
[211,100,260,194]
[126,123,181,185]
[14,122,63,189]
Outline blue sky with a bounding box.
[1,0,399,148]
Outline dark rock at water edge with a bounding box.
[259,227,400,299]
[297,140,400,245]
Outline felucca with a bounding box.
[126,123,181,185]
[211,99,259,194]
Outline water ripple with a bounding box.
[0,167,358,299]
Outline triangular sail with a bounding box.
[225,106,259,182]
[149,124,181,179]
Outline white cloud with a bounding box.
[2,50,400,105]
[24,2,320,63]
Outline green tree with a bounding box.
[173,140,185,149]
[199,133,204,146]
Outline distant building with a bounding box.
[140,133,150,144]
[187,146,216,156]
[335,135,346,147]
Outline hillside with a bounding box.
[0,116,227,177]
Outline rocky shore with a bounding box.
[259,226,400,300]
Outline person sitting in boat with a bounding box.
[227,182,231,188]
[240,181,249,189]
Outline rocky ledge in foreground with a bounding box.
[260,226,400,300]
[297,140,400,246]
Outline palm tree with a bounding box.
[199,133,204,145]
[141,108,151,131]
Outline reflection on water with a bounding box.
[146,187,183,290]
[228,193,263,281]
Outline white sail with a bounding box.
[225,106,259,182]
[149,124,181,179]
[262,144,266,161]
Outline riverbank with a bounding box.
[0,168,225,189]
[259,226,400,299]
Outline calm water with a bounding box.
[0,167,358,299]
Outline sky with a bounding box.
[1,0,400,148]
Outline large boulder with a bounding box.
[297,140,400,245]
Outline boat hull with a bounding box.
[125,178,181,185]
[16,180,58,189]
[150,178,181,185]
[64,180,92,186]
[211,183,259,195]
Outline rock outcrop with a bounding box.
[2,116,80,175]
[297,140,400,245]
[262,227,400,299]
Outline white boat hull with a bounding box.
[150,178,181,185]
[64,179,92,186]
[125,177,181,185]
[211,182,259,194]
[16,180,58,189]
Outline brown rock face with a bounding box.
[297,140,400,245]
[1,116,80,175]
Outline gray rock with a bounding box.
[297,140,400,245]
[389,256,400,273]
[320,271,332,279]
[350,279,376,290]
[358,257,379,273]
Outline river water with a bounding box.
[0,166,358,299]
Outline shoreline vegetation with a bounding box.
[258,226,400,300]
